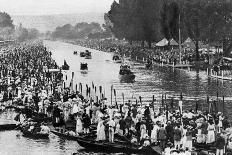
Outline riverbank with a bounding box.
[0,40,232,155]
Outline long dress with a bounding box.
[181,129,187,149]
[151,124,160,143]
[140,124,147,140]
[76,117,83,133]
[207,124,215,144]
[96,120,106,141]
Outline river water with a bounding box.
[1,40,232,155]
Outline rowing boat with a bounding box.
[75,138,161,154]
[0,124,17,131]
[22,130,49,139]
[51,130,160,154]
[51,130,82,141]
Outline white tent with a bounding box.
[156,38,169,47]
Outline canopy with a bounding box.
[169,38,179,46]
[182,37,195,49]
[156,38,169,47]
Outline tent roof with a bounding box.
[169,38,179,46]
[183,37,193,43]
[182,37,195,49]
[156,38,169,47]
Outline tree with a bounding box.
[0,12,14,28]
[107,0,162,47]
[161,0,232,60]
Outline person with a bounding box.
[206,121,215,144]
[96,118,106,141]
[151,121,160,144]
[185,126,193,150]
[82,110,91,134]
[182,126,187,149]
[157,124,167,151]
[135,119,141,143]
[166,121,174,144]
[215,133,226,155]
[40,123,50,134]
[140,121,147,140]
[119,115,127,135]
[107,118,116,142]
[174,125,182,150]
[76,115,83,133]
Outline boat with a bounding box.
[73,51,78,55]
[119,64,135,82]
[145,59,153,69]
[75,138,160,154]
[85,50,92,59]
[0,123,18,131]
[80,52,86,57]
[80,50,91,58]
[113,54,122,63]
[51,130,94,141]
[22,130,49,139]
[209,65,232,81]
[80,63,88,70]
[61,60,70,70]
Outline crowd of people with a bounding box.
[0,40,231,155]
[68,39,211,67]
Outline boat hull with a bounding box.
[0,124,17,131]
[119,74,135,82]
[85,55,92,59]
[22,131,49,139]
[76,138,159,155]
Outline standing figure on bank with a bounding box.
[157,124,167,151]
[174,125,182,149]
[76,115,83,133]
[215,133,225,155]
[151,121,160,144]
[207,121,215,144]
[96,118,106,141]
[82,113,91,134]
[107,118,116,142]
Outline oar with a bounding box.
[139,96,142,107]
[99,86,102,100]
[86,84,88,97]
[122,93,124,106]
[114,89,117,107]
[111,85,113,106]
[88,87,91,97]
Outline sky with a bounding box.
[0,0,117,15]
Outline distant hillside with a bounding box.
[12,13,105,33]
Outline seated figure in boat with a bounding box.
[39,122,50,134]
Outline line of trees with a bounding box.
[51,22,111,40]
[0,12,40,42]
[106,0,232,57]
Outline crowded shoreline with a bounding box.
[0,40,231,155]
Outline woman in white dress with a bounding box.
[218,113,224,133]
[151,122,160,143]
[76,116,83,133]
[181,126,187,149]
[140,123,147,140]
[207,121,216,144]
[96,119,106,141]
